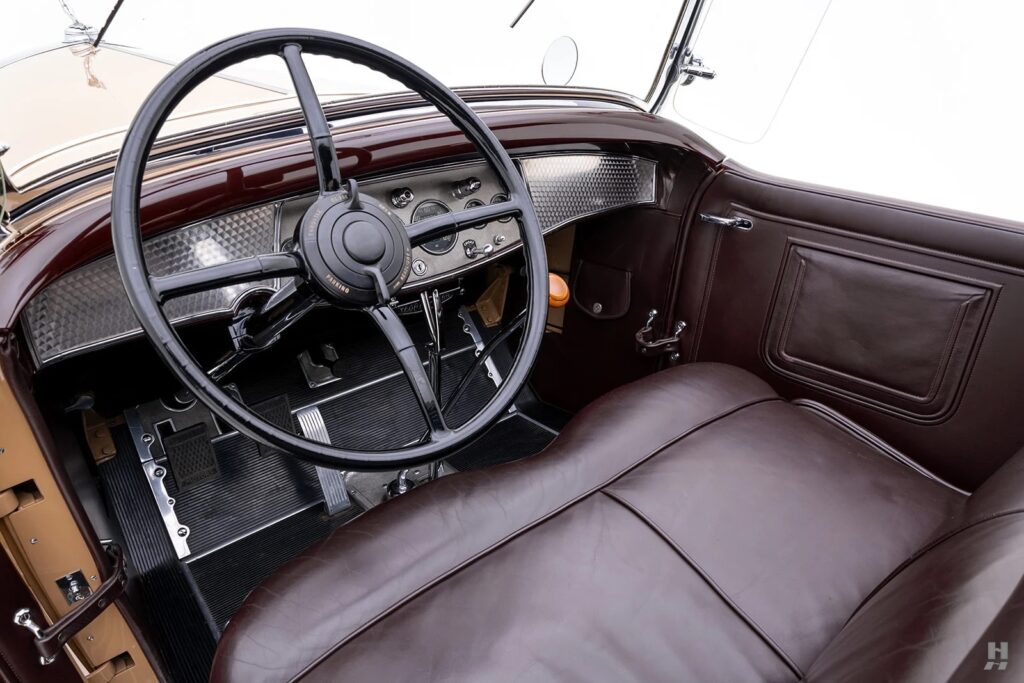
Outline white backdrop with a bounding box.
[5,0,1023,222]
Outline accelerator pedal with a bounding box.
[295,405,352,516]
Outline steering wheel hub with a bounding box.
[111,28,547,469]
[300,191,412,305]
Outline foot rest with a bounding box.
[164,423,219,492]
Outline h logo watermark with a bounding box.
[985,642,1009,671]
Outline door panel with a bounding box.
[674,167,1024,490]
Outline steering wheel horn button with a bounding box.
[341,219,387,264]
[300,191,412,305]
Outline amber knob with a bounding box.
[548,273,569,308]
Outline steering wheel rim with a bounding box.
[111,28,548,470]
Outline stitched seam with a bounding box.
[600,489,803,680]
[841,509,1024,630]
[793,399,968,496]
[293,395,781,681]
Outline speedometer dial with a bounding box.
[411,200,457,255]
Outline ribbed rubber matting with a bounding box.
[187,504,362,629]
[163,423,219,491]
[164,434,323,558]
[447,413,556,470]
[100,430,217,683]
[318,349,496,450]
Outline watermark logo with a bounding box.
[985,641,1009,671]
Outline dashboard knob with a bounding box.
[451,177,482,199]
[391,187,414,208]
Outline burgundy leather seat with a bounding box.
[211,363,1024,682]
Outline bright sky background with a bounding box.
[4,0,1023,222]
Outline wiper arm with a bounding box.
[93,0,125,48]
[510,0,538,28]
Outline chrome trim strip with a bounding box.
[125,408,191,559]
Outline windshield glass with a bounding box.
[0,0,683,191]
[8,1,682,99]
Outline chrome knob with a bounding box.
[391,187,414,209]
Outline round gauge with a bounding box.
[465,198,486,229]
[411,199,457,255]
[491,193,513,222]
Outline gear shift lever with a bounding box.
[386,289,444,497]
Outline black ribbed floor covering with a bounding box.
[187,504,362,629]
[100,429,218,683]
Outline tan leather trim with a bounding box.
[0,366,157,681]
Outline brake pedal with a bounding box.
[163,423,219,492]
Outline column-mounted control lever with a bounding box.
[635,309,686,361]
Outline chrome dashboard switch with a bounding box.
[451,176,481,199]
[390,187,414,208]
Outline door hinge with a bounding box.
[13,544,127,665]
[679,48,716,86]
[635,309,687,360]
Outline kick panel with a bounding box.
[764,243,995,422]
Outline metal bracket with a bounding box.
[125,408,191,559]
[14,544,127,665]
[679,48,717,86]
[635,309,687,360]
[700,213,753,231]
[298,343,342,389]
[56,571,92,605]
[458,307,504,387]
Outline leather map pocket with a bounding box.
[764,243,995,422]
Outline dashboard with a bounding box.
[23,152,657,366]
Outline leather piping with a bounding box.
[600,489,803,680]
[839,509,1024,633]
[296,395,782,681]
[793,399,969,496]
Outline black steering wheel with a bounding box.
[112,29,548,470]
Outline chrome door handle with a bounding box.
[700,213,753,231]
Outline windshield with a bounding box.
[0,0,683,193]
[8,1,683,100]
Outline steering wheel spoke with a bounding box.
[366,304,452,441]
[149,252,305,303]
[281,43,343,196]
[406,197,524,245]
[113,29,547,469]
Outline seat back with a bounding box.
[807,449,1024,682]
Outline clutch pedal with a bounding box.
[163,423,219,492]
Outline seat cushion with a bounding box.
[211,363,963,682]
